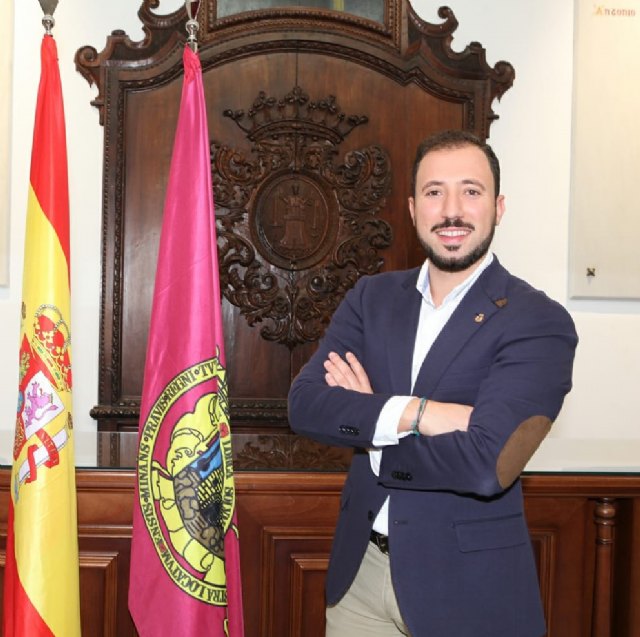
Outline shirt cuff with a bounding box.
[371,395,414,446]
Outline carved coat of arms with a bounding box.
[212,86,393,348]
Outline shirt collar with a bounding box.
[416,252,494,307]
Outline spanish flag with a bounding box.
[128,45,245,636]
[2,34,81,637]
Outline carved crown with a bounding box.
[223,86,368,144]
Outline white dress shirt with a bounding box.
[369,252,494,535]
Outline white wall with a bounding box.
[2,0,638,469]
[0,1,12,286]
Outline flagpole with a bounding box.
[38,0,58,35]
[185,0,200,53]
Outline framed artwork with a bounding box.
[216,0,385,22]
[569,2,640,299]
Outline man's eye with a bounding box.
[425,189,441,197]
[466,188,480,196]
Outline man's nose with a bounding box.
[442,193,461,219]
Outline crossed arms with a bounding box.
[324,351,472,437]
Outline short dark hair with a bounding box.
[410,129,501,197]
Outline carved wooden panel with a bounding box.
[525,497,594,636]
[79,551,120,637]
[530,529,556,622]
[74,0,514,468]
[233,472,342,635]
[75,471,141,637]
[260,527,334,637]
[214,84,392,348]
[612,498,640,636]
[290,554,329,637]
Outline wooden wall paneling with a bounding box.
[523,474,640,637]
[261,527,333,637]
[0,469,139,636]
[1,470,640,636]
[78,551,119,637]
[234,472,343,636]
[289,553,330,637]
[612,498,640,637]
[628,499,640,637]
[524,494,594,636]
[76,470,138,637]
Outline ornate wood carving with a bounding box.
[213,85,392,347]
[201,0,398,47]
[74,0,514,467]
[232,433,352,471]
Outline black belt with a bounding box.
[370,529,390,555]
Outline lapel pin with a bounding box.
[474,313,484,323]
[494,297,508,308]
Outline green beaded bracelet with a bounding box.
[410,397,428,436]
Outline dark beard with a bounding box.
[419,221,496,273]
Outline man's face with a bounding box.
[409,144,505,273]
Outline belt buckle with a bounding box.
[370,530,389,555]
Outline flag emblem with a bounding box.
[137,354,237,606]
[14,303,72,495]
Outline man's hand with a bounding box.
[323,351,373,394]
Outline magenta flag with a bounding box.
[128,45,244,637]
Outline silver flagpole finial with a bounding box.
[39,0,59,34]
[185,1,201,53]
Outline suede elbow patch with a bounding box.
[496,416,552,488]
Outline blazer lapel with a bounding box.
[385,269,422,394]
[413,259,510,395]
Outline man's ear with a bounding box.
[408,196,416,226]
[495,194,506,226]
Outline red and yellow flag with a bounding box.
[3,35,81,637]
[128,45,245,636]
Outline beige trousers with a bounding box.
[325,541,411,637]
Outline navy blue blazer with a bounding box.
[288,258,578,637]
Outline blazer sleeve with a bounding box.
[288,275,397,448]
[379,294,578,497]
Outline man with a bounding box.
[287,129,578,637]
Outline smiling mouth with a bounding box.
[432,221,473,251]
[436,228,470,238]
